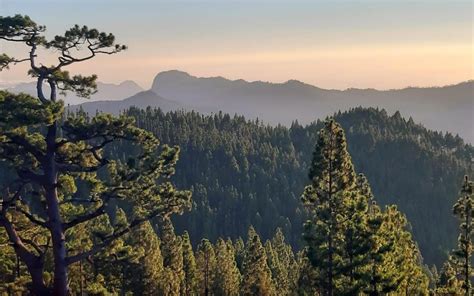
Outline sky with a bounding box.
[1,0,473,90]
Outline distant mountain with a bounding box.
[8,80,143,105]
[70,90,182,115]
[150,70,473,142]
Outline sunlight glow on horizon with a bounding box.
[1,0,472,90]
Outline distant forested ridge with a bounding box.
[119,106,472,267]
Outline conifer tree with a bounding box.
[241,226,275,296]
[213,238,241,296]
[0,15,191,295]
[196,238,216,296]
[351,174,398,295]
[297,249,320,296]
[436,261,462,295]
[361,201,400,295]
[266,228,299,295]
[130,221,165,295]
[301,118,357,296]
[340,174,374,295]
[451,175,474,296]
[158,218,185,296]
[182,231,198,295]
[381,206,429,295]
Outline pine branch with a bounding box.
[65,208,165,265]
[15,207,48,228]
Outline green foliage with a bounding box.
[213,238,241,296]
[301,119,357,295]
[195,238,216,295]
[0,14,191,294]
[129,221,165,295]
[158,218,184,296]
[181,231,198,295]
[241,226,275,296]
[436,261,462,295]
[434,177,474,295]
[301,119,430,295]
[123,107,472,267]
[268,228,299,295]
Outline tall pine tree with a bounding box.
[213,238,241,295]
[451,175,474,295]
[196,238,216,296]
[301,119,357,296]
[158,218,184,296]
[181,231,198,296]
[241,226,275,296]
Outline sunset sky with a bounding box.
[1,0,472,89]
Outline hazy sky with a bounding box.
[1,0,472,89]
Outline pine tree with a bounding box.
[297,249,320,296]
[352,174,398,295]
[129,221,165,295]
[241,226,275,296]
[181,231,198,295]
[451,175,474,295]
[436,261,462,295]
[301,118,357,296]
[362,201,399,295]
[158,218,184,296]
[0,15,191,295]
[381,206,429,295]
[266,228,299,295]
[340,174,374,295]
[213,238,241,296]
[195,238,216,296]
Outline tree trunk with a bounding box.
[43,81,69,295]
[46,128,69,296]
[29,262,50,295]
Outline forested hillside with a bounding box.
[122,106,472,266]
[1,13,472,295]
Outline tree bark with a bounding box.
[1,217,49,294]
[43,81,69,295]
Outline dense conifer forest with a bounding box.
[1,14,473,295]
[122,106,472,267]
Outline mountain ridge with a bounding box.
[149,70,473,142]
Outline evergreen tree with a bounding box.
[195,238,216,296]
[382,206,430,295]
[451,175,474,295]
[241,226,275,296]
[361,200,398,296]
[266,228,299,295]
[182,231,198,295]
[213,238,241,296]
[0,15,191,295]
[296,249,320,296]
[436,261,462,295]
[340,174,374,295]
[130,221,165,295]
[158,218,185,296]
[301,119,357,296]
